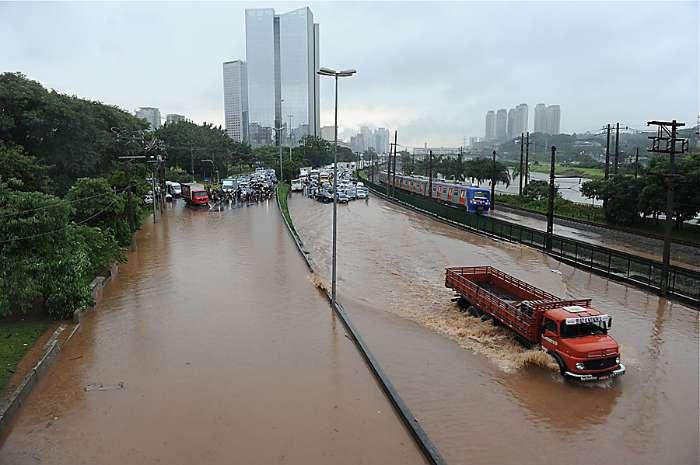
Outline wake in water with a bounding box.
[416,303,560,374]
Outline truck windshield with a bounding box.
[560,321,608,338]
[193,191,207,198]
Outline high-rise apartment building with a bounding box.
[223,60,248,142]
[135,107,161,130]
[244,7,319,146]
[515,103,528,135]
[495,109,507,141]
[534,103,547,133]
[546,105,561,135]
[484,110,495,141]
[165,114,186,125]
[507,108,517,139]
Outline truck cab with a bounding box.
[540,305,625,381]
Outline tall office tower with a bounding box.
[360,126,371,151]
[375,128,390,154]
[484,110,496,141]
[495,109,507,141]
[516,103,528,134]
[135,107,161,130]
[534,103,547,133]
[506,108,517,139]
[166,114,186,125]
[245,7,320,147]
[546,105,561,135]
[223,60,248,142]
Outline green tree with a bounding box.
[0,143,52,193]
[523,180,558,201]
[65,177,130,245]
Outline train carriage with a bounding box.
[378,172,491,214]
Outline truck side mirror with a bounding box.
[608,317,612,329]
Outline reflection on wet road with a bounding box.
[289,192,699,465]
[0,201,424,465]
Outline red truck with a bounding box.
[445,266,625,381]
[181,183,209,207]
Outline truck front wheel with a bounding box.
[467,306,481,317]
[549,352,567,375]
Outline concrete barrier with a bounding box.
[275,188,446,465]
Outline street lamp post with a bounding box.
[318,66,356,307]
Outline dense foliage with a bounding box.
[581,153,700,227]
[0,73,152,319]
[407,154,511,187]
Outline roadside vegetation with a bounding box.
[0,321,51,392]
[277,182,295,234]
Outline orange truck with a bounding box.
[445,266,625,381]
[181,183,209,207]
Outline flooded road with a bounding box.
[289,192,699,465]
[0,201,424,464]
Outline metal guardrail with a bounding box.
[362,176,700,307]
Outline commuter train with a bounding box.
[378,172,491,214]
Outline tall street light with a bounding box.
[318,66,356,307]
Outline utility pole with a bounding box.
[519,132,524,196]
[190,146,195,182]
[428,150,433,198]
[635,147,639,179]
[386,142,392,196]
[491,150,496,211]
[524,132,530,191]
[458,146,463,181]
[392,130,398,195]
[614,122,620,174]
[604,124,611,179]
[647,119,688,296]
[546,146,557,250]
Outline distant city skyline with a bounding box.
[2,2,697,146]
[485,103,560,141]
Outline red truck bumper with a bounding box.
[565,363,626,381]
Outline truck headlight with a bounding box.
[575,362,585,370]
[615,356,620,364]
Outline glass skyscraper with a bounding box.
[223,60,248,142]
[244,7,320,146]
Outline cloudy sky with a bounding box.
[1,1,698,146]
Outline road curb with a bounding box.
[0,263,119,437]
[275,187,447,465]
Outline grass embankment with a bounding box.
[496,193,700,244]
[0,320,51,392]
[527,163,604,179]
[277,182,296,234]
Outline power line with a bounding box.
[0,187,130,244]
[0,186,130,219]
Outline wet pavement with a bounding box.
[490,207,700,271]
[289,192,699,465]
[0,200,425,465]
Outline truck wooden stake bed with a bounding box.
[445,266,625,381]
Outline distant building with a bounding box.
[245,7,320,146]
[135,107,161,130]
[534,103,547,133]
[506,108,517,139]
[223,60,248,142]
[546,105,561,135]
[469,136,482,147]
[165,114,186,125]
[484,110,495,141]
[320,125,335,141]
[515,103,528,135]
[374,128,390,154]
[495,109,507,141]
[413,147,462,157]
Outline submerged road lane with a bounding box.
[0,201,425,464]
[289,192,699,465]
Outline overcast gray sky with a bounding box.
[1,1,698,146]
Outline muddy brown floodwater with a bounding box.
[288,192,700,465]
[0,200,425,465]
